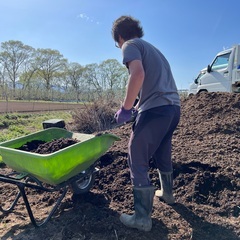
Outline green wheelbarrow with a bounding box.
[0,127,120,227]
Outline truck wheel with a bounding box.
[70,172,96,194]
[197,90,208,94]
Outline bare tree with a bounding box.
[52,71,71,101]
[83,63,102,100]
[18,49,39,100]
[99,59,128,100]
[35,48,67,100]
[0,40,35,99]
[65,62,86,102]
[0,63,8,100]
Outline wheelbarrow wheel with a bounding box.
[70,172,96,194]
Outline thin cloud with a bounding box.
[77,13,100,25]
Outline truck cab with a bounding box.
[188,68,207,95]
[190,45,240,94]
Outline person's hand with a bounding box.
[114,106,133,124]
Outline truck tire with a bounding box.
[197,90,208,94]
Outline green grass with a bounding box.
[0,111,73,142]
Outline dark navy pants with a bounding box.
[127,105,180,186]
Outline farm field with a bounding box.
[0,92,239,240]
[0,101,82,114]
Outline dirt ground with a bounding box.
[0,92,240,240]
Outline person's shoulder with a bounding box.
[124,38,145,50]
[132,38,146,44]
[134,38,154,49]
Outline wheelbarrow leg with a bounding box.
[0,173,25,213]
[18,184,68,227]
[0,191,21,213]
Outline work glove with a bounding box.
[114,106,137,124]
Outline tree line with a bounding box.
[0,40,128,102]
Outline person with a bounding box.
[112,16,181,232]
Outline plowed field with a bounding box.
[0,101,81,113]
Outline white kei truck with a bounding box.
[188,44,240,95]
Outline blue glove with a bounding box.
[114,106,133,124]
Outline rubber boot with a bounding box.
[155,170,175,205]
[120,186,155,232]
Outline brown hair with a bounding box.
[112,16,144,42]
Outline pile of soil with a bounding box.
[0,92,239,240]
[17,138,79,154]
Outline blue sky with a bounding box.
[0,0,240,90]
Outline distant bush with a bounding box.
[70,99,118,134]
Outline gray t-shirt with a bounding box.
[122,38,180,113]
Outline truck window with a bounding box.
[211,52,231,71]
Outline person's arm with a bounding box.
[122,60,145,110]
